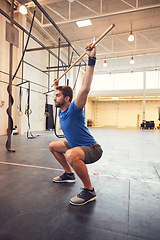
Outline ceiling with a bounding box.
[15,0,160,73]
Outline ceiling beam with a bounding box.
[95,65,160,74]
[75,0,99,15]
[98,43,112,53]
[96,51,160,61]
[58,26,160,43]
[45,5,67,21]
[28,10,58,44]
[136,0,139,8]
[137,32,159,48]
[96,47,160,57]
[27,0,62,7]
[120,0,136,9]
[32,0,87,66]
[114,36,133,49]
[26,43,69,52]
[40,3,160,27]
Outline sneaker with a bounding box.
[53,172,76,183]
[69,188,97,206]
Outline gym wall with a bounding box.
[0,2,59,136]
[86,99,160,129]
[0,1,22,135]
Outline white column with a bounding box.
[142,70,146,121]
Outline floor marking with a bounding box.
[0,161,64,172]
[0,161,160,185]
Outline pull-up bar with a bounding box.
[32,0,85,64]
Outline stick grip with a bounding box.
[51,52,86,87]
[51,24,115,87]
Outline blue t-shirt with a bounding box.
[58,100,96,148]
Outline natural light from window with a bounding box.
[91,72,144,91]
[146,70,160,89]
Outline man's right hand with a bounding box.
[54,78,59,87]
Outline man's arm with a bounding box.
[75,43,96,110]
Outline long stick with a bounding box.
[51,24,115,87]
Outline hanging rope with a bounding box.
[69,51,74,66]
[17,87,23,116]
[25,82,36,139]
[73,63,81,91]
[12,7,37,81]
[54,36,65,138]
[6,6,37,151]
[53,38,82,138]
[6,83,15,151]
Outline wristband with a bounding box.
[88,56,96,67]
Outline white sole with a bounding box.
[53,179,77,183]
[69,196,97,206]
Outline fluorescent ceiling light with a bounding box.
[19,5,27,15]
[76,19,92,27]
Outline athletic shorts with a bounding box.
[64,141,103,164]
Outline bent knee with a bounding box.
[49,141,67,153]
[49,142,54,151]
[65,148,84,165]
[49,142,58,152]
[65,149,75,165]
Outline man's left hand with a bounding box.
[85,43,96,58]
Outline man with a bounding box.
[49,43,103,206]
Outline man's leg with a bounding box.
[65,147,92,190]
[49,141,72,174]
[65,147,97,205]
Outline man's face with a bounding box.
[54,90,65,108]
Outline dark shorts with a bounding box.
[64,141,103,164]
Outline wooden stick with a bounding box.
[51,24,115,87]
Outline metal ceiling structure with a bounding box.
[8,0,160,73]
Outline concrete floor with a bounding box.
[0,128,160,240]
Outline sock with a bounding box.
[85,188,94,192]
[89,188,94,192]
[66,172,74,176]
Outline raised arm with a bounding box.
[75,43,96,110]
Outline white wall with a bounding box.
[20,28,49,134]
[86,99,160,128]
[0,3,59,135]
[0,1,20,135]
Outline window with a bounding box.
[146,70,160,89]
[92,72,143,90]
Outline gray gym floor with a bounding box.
[0,128,160,240]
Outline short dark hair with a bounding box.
[56,86,73,103]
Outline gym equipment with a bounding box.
[140,120,155,129]
[6,5,36,151]
[45,104,55,130]
[51,24,115,87]
[25,82,36,139]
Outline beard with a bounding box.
[54,99,65,108]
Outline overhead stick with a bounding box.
[51,24,115,87]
